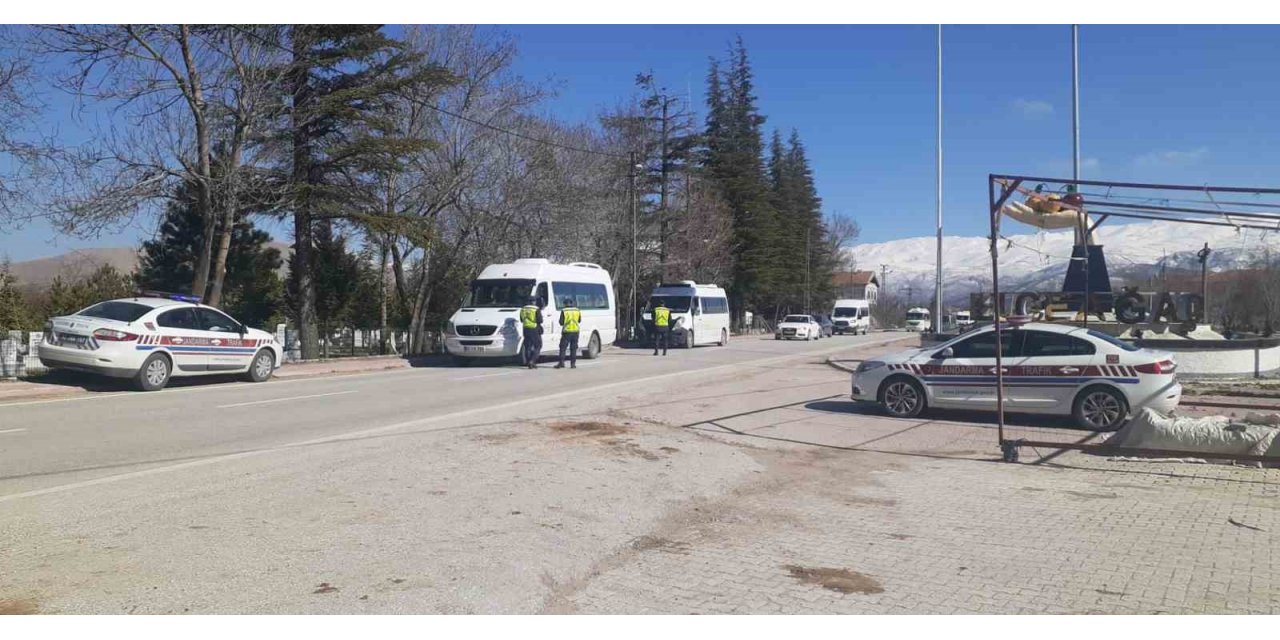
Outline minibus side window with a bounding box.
[537,282,549,308]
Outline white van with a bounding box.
[642,281,731,348]
[831,299,871,335]
[444,259,617,364]
[955,310,973,330]
[905,307,932,332]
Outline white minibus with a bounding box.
[831,299,871,335]
[642,281,731,348]
[444,259,616,364]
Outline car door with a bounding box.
[154,307,208,373]
[1010,330,1098,409]
[690,297,706,345]
[925,330,1024,407]
[195,308,255,372]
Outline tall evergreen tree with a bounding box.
[137,178,283,327]
[278,25,452,359]
[702,38,778,325]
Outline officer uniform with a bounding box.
[519,297,543,369]
[652,303,671,356]
[556,297,582,369]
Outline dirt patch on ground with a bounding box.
[549,421,628,437]
[473,433,519,444]
[0,598,39,614]
[783,565,884,595]
[629,535,692,555]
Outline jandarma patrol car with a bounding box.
[850,321,1182,430]
[39,293,283,391]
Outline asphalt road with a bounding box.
[0,332,913,613]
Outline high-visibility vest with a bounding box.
[562,307,581,333]
[654,306,671,328]
[519,305,539,329]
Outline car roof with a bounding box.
[970,322,1088,336]
[106,297,191,309]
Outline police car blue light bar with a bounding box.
[136,291,203,304]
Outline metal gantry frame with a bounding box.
[987,174,1280,464]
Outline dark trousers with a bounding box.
[522,328,542,365]
[652,327,669,355]
[558,331,579,366]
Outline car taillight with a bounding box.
[92,328,139,342]
[1134,360,1176,374]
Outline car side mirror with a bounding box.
[934,347,953,359]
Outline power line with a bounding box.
[404,96,631,161]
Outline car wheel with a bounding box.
[135,353,172,391]
[684,330,694,348]
[583,332,601,359]
[245,349,275,383]
[880,376,926,418]
[719,328,728,346]
[1073,386,1129,431]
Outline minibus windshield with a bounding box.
[466,279,536,308]
[648,295,692,313]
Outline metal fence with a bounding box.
[0,330,48,380]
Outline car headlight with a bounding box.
[855,361,886,373]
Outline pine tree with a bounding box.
[137,178,283,327]
[0,261,36,331]
[702,37,779,325]
[279,25,452,359]
[286,225,359,358]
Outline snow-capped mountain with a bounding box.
[848,220,1280,305]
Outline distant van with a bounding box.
[905,307,932,332]
[444,259,616,364]
[643,281,731,348]
[831,299,871,335]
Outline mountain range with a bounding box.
[847,220,1280,306]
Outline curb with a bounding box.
[826,357,859,374]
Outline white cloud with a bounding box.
[1134,148,1208,168]
[1012,98,1054,118]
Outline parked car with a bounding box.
[814,314,835,338]
[39,293,283,391]
[775,314,823,341]
[849,321,1182,430]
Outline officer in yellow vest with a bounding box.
[555,296,582,369]
[652,301,671,356]
[519,295,543,369]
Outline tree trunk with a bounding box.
[207,122,248,307]
[289,33,319,360]
[176,25,216,301]
[407,242,433,355]
[379,239,391,355]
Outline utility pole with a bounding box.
[934,24,944,335]
[804,225,811,313]
[880,264,891,297]
[629,151,640,341]
[1197,242,1211,323]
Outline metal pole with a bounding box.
[629,151,639,341]
[805,226,811,313]
[990,177,1004,448]
[934,24,944,335]
[1073,24,1090,329]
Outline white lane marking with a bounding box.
[217,390,357,409]
[0,366,441,410]
[0,339,903,504]
[449,371,521,381]
[0,428,26,435]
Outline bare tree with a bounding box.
[38,25,221,298]
[0,30,61,227]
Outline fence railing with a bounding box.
[0,330,48,380]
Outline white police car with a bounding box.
[850,321,1182,430]
[39,293,283,391]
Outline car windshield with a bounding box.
[77,301,152,323]
[834,307,858,317]
[648,295,692,313]
[907,311,929,321]
[783,315,811,323]
[1087,329,1141,352]
[466,279,536,308]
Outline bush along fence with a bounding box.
[0,330,48,380]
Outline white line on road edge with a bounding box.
[0,428,26,435]
[217,390,358,409]
[0,337,909,504]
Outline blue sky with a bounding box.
[5,24,1280,261]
